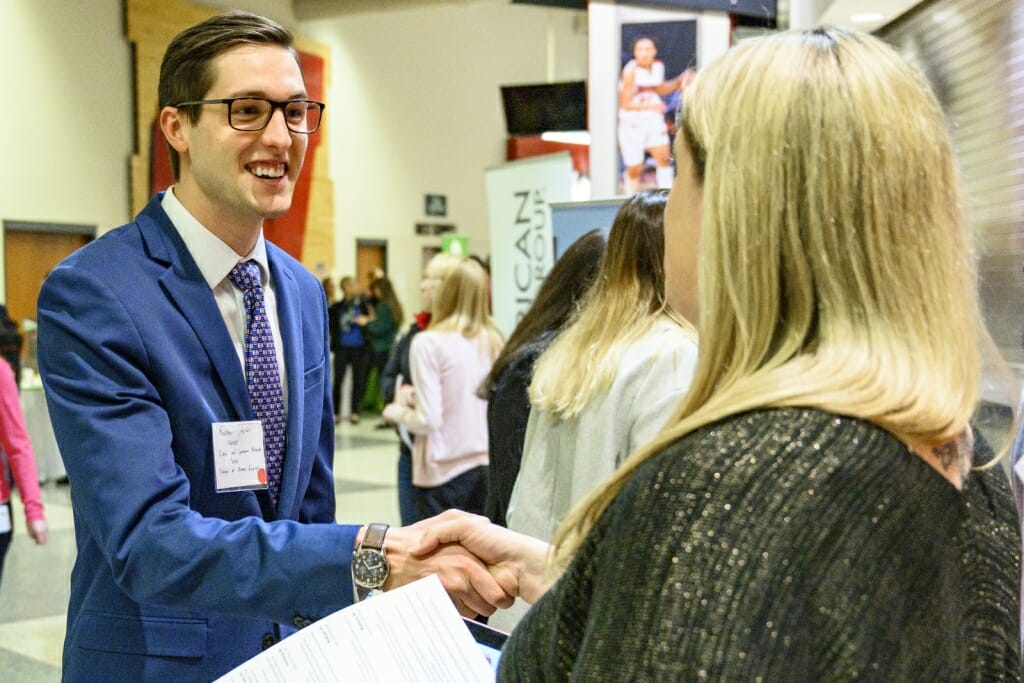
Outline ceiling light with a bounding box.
[540,131,591,145]
[851,12,885,24]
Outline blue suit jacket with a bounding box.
[38,196,360,681]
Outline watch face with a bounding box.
[353,548,389,588]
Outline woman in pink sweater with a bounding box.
[384,258,503,519]
[0,356,48,587]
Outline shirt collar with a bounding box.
[161,187,271,288]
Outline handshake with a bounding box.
[375,510,554,618]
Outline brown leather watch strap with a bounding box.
[362,523,389,551]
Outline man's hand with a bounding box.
[411,510,554,605]
[382,523,514,618]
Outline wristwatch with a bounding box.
[352,523,390,601]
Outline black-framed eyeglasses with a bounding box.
[173,97,325,134]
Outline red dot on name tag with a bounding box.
[258,468,267,484]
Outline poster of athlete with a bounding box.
[618,21,697,195]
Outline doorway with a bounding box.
[4,221,93,368]
[356,239,387,294]
[3,222,92,323]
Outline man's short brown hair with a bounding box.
[158,10,295,180]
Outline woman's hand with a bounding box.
[397,384,416,408]
[28,518,48,545]
[382,402,403,424]
[379,523,514,618]
[411,510,555,605]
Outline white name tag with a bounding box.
[213,420,269,493]
[0,504,10,534]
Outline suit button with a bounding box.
[262,633,276,650]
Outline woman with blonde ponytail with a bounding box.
[384,257,503,519]
[490,189,698,631]
[507,189,698,538]
[415,27,1020,679]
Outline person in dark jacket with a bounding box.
[364,277,404,413]
[0,306,22,390]
[329,276,370,424]
[477,230,606,527]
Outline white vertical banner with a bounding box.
[485,152,573,337]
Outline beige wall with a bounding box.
[0,0,133,301]
[301,0,587,312]
[0,0,586,315]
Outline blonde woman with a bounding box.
[506,189,698,545]
[490,190,698,632]
[416,27,1020,679]
[384,258,503,519]
[381,252,462,524]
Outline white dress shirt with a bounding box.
[161,188,288,408]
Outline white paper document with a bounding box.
[216,575,495,683]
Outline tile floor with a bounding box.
[0,417,403,681]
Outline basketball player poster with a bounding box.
[617,21,697,195]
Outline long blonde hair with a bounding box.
[555,27,987,565]
[424,252,464,314]
[430,258,504,362]
[530,190,696,419]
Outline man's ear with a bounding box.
[159,106,190,156]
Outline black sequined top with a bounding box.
[499,407,1021,681]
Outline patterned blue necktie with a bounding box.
[228,260,286,507]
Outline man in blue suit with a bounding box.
[37,11,507,681]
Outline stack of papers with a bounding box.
[216,575,495,682]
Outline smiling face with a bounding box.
[165,44,308,240]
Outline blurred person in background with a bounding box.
[0,306,22,389]
[367,266,385,285]
[329,276,370,424]
[511,190,698,543]
[492,189,699,631]
[381,253,464,524]
[479,229,606,528]
[321,276,336,307]
[362,277,404,418]
[0,325,47,588]
[384,258,503,520]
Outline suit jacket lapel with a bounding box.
[268,248,304,517]
[137,197,251,423]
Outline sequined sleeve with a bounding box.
[499,408,1021,681]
